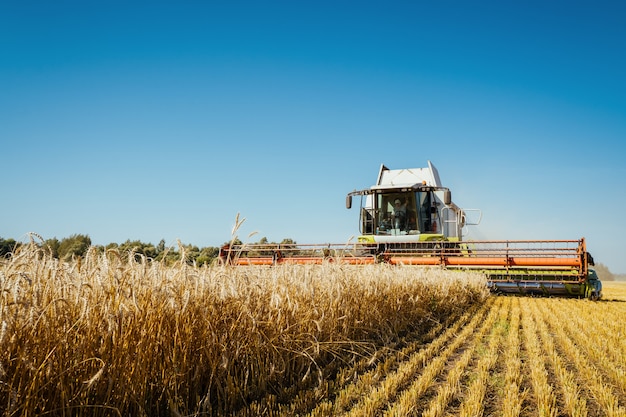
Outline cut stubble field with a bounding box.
[1,243,625,416]
[297,281,626,417]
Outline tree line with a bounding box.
[0,235,225,266]
[0,235,299,267]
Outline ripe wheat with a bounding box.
[0,243,487,416]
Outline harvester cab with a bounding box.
[346,161,481,243]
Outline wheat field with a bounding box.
[1,243,624,416]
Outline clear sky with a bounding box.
[2,1,625,272]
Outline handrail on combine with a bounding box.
[219,239,588,280]
[219,242,378,266]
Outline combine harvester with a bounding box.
[220,161,602,300]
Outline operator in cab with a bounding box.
[392,198,407,230]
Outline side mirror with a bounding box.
[346,195,352,209]
[444,190,451,205]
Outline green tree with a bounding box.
[180,243,200,264]
[0,237,19,258]
[44,238,60,258]
[195,246,220,266]
[118,239,160,262]
[156,239,166,254]
[57,234,91,261]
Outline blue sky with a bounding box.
[2,1,625,272]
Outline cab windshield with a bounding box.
[374,191,440,235]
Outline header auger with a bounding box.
[220,161,602,300]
